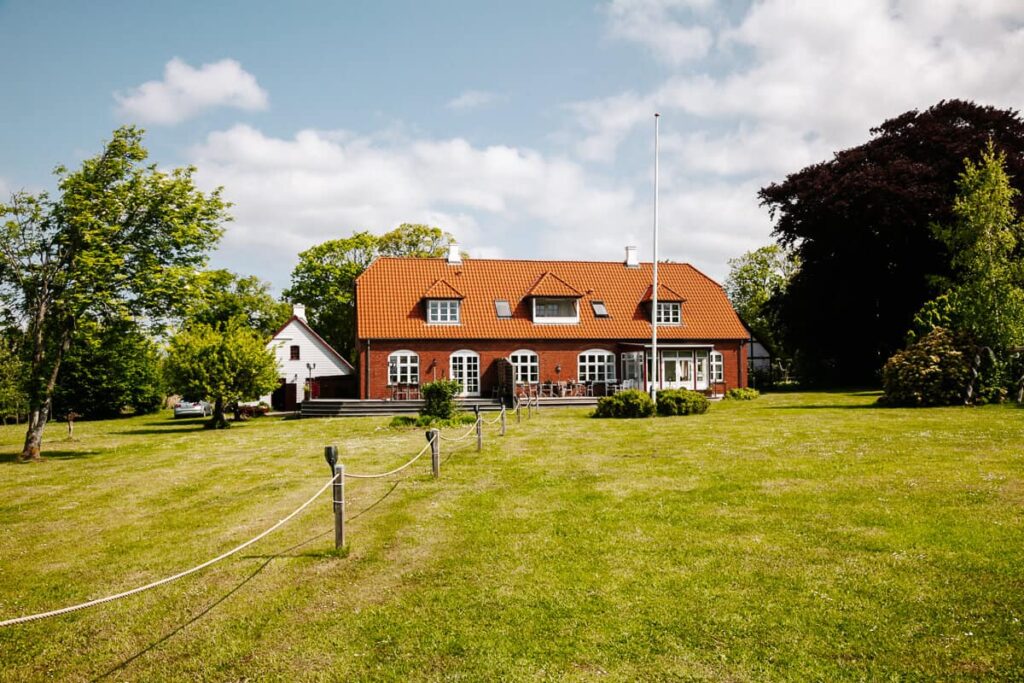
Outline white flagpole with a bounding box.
[651,112,660,402]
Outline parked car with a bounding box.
[173,400,212,418]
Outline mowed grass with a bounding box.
[1,392,1023,681]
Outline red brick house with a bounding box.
[354,246,750,400]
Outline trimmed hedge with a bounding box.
[725,387,760,401]
[656,389,710,416]
[593,389,655,418]
[881,327,972,406]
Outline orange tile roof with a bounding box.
[525,271,583,298]
[356,257,749,341]
[422,278,464,299]
[641,282,686,302]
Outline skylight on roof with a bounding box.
[495,299,512,319]
[591,300,609,317]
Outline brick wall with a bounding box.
[357,339,748,399]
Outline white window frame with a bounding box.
[532,297,579,324]
[655,301,681,325]
[510,349,539,384]
[578,349,616,382]
[710,351,724,383]
[388,350,419,385]
[427,299,461,324]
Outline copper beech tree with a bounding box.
[0,127,228,461]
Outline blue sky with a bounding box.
[3,0,1023,291]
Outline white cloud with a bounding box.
[579,0,1024,166]
[189,125,645,289]
[446,90,507,111]
[606,0,715,65]
[115,58,268,125]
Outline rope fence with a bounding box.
[1,398,531,628]
[0,474,340,628]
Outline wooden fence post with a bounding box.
[475,406,482,452]
[500,406,506,436]
[334,462,345,549]
[428,429,440,478]
[516,398,521,423]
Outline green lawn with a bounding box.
[1,392,1022,681]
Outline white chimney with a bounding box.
[447,243,462,265]
[625,245,639,268]
[293,303,307,321]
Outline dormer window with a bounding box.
[655,301,681,325]
[428,299,460,324]
[532,297,579,324]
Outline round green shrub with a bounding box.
[593,389,655,418]
[724,387,760,400]
[656,389,710,416]
[420,379,463,419]
[881,327,973,406]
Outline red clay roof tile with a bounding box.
[356,257,748,341]
[422,278,464,299]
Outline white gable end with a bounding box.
[268,318,352,383]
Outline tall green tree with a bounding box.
[186,269,290,336]
[914,142,1024,350]
[52,318,164,420]
[163,318,279,429]
[760,100,1024,385]
[724,245,798,355]
[284,224,455,359]
[0,127,227,460]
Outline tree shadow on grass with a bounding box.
[0,449,102,463]
[113,417,213,435]
[92,479,403,680]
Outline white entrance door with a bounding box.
[450,350,480,397]
[660,350,692,390]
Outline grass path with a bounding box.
[0,392,1022,680]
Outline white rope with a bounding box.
[486,407,506,425]
[436,418,481,442]
[0,474,339,627]
[343,435,435,479]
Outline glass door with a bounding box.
[450,351,480,397]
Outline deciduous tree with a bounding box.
[724,245,797,356]
[0,127,227,460]
[163,318,279,429]
[760,100,1024,385]
[284,224,455,360]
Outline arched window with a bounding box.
[578,349,616,382]
[710,351,724,383]
[388,350,419,385]
[509,349,539,384]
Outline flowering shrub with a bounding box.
[881,327,973,406]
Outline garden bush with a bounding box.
[420,379,463,419]
[881,327,973,406]
[656,389,710,416]
[593,389,655,418]
[725,387,760,400]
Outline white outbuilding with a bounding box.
[262,304,355,410]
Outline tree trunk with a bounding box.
[207,397,229,430]
[19,400,51,462]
